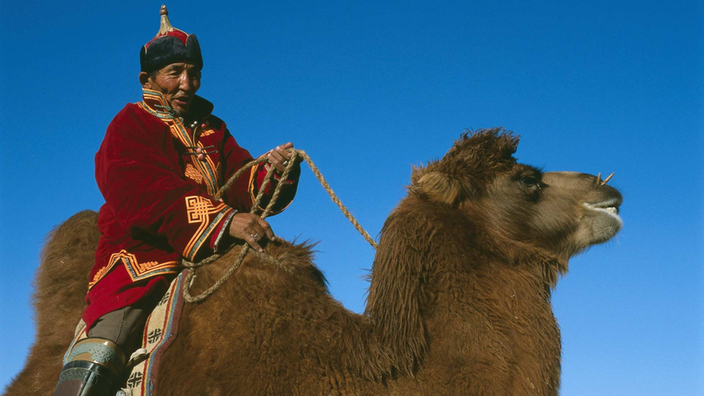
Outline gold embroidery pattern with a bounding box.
[134,261,159,273]
[183,196,231,260]
[88,250,130,290]
[126,254,179,280]
[89,264,114,290]
[200,129,214,137]
[89,250,181,288]
[167,122,219,195]
[184,163,204,184]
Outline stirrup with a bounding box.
[53,337,127,396]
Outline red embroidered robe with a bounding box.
[83,89,299,329]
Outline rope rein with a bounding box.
[182,149,377,303]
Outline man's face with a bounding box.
[143,63,201,116]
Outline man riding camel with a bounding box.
[54,6,301,395]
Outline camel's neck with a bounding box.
[364,199,564,388]
[430,259,556,333]
[418,258,562,393]
[366,233,561,387]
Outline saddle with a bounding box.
[64,272,187,396]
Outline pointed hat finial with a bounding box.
[157,5,175,36]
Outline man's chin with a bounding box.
[172,105,189,117]
[170,98,192,116]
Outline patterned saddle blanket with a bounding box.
[64,272,187,396]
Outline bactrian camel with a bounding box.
[5,129,623,395]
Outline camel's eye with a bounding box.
[515,168,543,193]
[521,176,539,186]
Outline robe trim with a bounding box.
[183,196,234,261]
[88,250,180,290]
[213,210,236,252]
[167,121,219,195]
[137,90,219,196]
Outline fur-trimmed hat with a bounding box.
[140,5,203,73]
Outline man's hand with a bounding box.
[228,212,276,252]
[266,142,296,173]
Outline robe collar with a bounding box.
[140,88,214,124]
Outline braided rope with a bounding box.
[294,151,377,248]
[182,149,376,303]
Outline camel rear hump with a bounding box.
[5,210,99,396]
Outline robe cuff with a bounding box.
[248,162,300,215]
[182,199,235,261]
[211,210,236,252]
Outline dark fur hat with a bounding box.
[140,5,203,73]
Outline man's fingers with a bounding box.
[267,157,286,173]
[269,149,286,163]
[230,213,277,249]
[266,143,296,173]
[276,145,293,160]
[258,218,276,241]
[245,234,264,253]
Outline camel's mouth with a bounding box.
[583,199,622,222]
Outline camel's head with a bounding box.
[410,128,623,267]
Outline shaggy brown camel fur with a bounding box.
[5,129,623,395]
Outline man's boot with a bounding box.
[53,337,127,396]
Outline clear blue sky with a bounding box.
[1,1,702,395]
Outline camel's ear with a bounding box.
[414,170,473,206]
